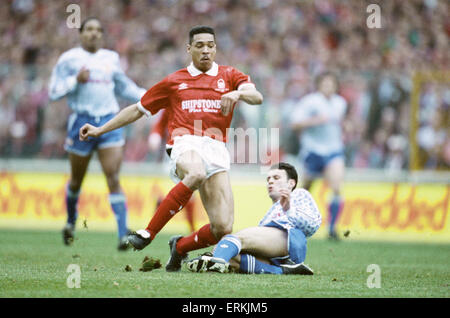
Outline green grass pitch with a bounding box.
[0,228,448,298]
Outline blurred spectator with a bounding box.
[0,0,448,171]
[385,132,408,171]
[417,106,449,169]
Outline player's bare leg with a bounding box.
[176,170,235,254]
[234,226,288,258]
[63,153,92,245]
[174,150,207,189]
[184,174,235,274]
[198,171,234,240]
[68,153,92,193]
[170,170,234,271]
[227,227,312,274]
[171,156,234,268]
[97,146,124,193]
[323,157,345,240]
[324,157,345,195]
[98,146,131,250]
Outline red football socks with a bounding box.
[176,223,219,255]
[145,181,193,239]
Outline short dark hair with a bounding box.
[79,17,103,33]
[270,162,298,190]
[189,25,215,44]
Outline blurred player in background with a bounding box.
[186,162,320,275]
[147,110,169,162]
[79,25,263,271]
[48,17,146,250]
[148,110,197,233]
[291,72,347,240]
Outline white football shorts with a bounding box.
[167,134,231,183]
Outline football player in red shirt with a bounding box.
[80,26,263,271]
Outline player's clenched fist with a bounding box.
[79,123,101,141]
[220,91,241,116]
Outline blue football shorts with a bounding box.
[302,151,344,177]
[64,113,125,157]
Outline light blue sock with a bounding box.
[66,184,80,226]
[109,193,128,239]
[239,254,283,275]
[212,235,242,262]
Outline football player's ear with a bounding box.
[186,44,191,54]
[288,179,296,191]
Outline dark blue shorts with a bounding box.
[302,151,344,177]
[64,113,125,157]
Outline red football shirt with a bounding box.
[149,110,169,139]
[139,62,253,145]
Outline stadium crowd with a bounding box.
[0,0,448,170]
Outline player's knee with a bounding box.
[68,180,82,192]
[235,233,252,250]
[182,170,207,189]
[105,173,120,192]
[211,222,233,240]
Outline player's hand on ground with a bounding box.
[79,123,100,141]
[77,67,90,83]
[220,91,240,116]
[279,188,291,211]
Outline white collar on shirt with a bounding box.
[187,62,219,77]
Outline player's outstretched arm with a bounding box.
[79,103,144,140]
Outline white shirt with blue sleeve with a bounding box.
[259,188,322,237]
[49,47,146,117]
